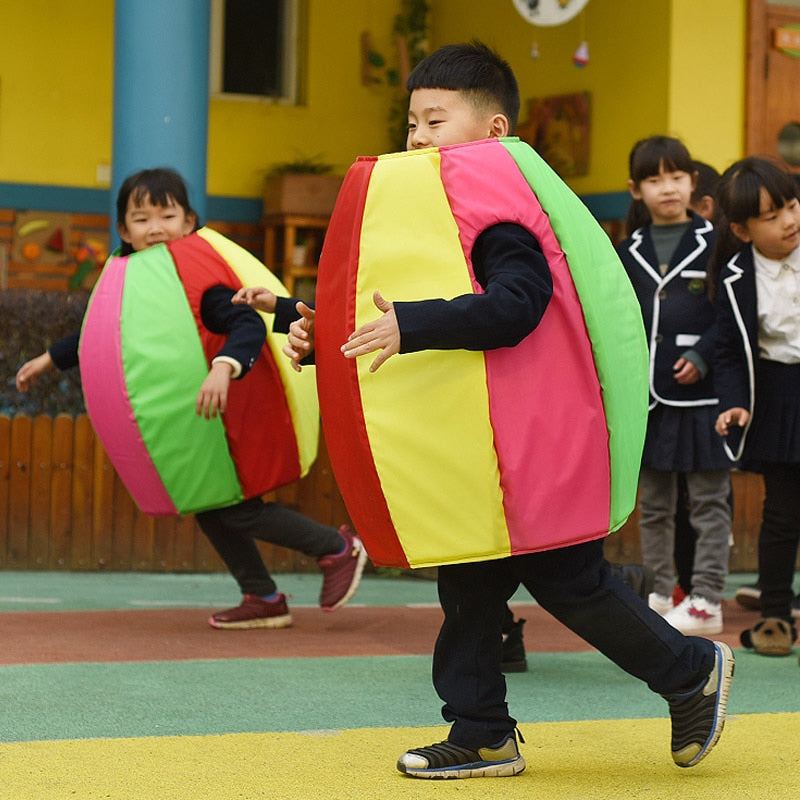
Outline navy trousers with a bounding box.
[434,538,717,747]
[196,498,343,596]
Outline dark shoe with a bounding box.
[734,582,761,611]
[208,593,292,630]
[397,732,525,779]
[501,617,527,673]
[735,583,800,620]
[663,641,734,767]
[318,525,367,610]
[610,562,655,601]
[740,617,796,656]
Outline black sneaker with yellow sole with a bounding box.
[397,732,525,779]
[663,641,734,767]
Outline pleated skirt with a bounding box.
[745,359,800,465]
[642,402,732,472]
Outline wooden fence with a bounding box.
[0,412,785,574]
[0,413,348,572]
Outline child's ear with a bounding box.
[489,114,509,138]
[729,221,752,243]
[117,222,132,244]
[693,195,715,221]
[184,212,198,235]
[627,179,642,200]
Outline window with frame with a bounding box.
[210,0,302,103]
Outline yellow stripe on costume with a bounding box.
[196,227,319,477]
[357,151,510,566]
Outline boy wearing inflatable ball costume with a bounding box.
[269,42,734,779]
[16,168,366,629]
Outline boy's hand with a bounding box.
[283,302,315,372]
[196,361,233,419]
[16,352,55,392]
[341,291,399,373]
[232,286,277,313]
[715,407,749,436]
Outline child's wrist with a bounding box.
[211,356,241,378]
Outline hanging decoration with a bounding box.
[572,8,589,67]
[512,0,590,26]
[573,40,589,67]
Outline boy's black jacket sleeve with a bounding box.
[394,223,552,353]
[273,295,303,334]
[46,287,266,378]
[201,285,267,377]
[49,331,81,370]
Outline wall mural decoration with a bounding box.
[516,91,591,177]
[12,212,72,265]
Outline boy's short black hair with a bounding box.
[406,41,520,133]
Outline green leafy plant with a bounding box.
[367,0,431,152]
[267,153,334,175]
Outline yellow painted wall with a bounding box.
[208,0,403,197]
[433,0,746,195]
[0,1,404,197]
[0,1,114,189]
[0,0,747,202]
[668,0,746,172]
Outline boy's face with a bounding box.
[118,193,196,253]
[406,88,508,151]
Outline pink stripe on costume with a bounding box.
[80,256,177,516]
[439,140,611,552]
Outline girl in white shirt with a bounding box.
[712,156,800,656]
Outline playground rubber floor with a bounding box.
[1,570,799,799]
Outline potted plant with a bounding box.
[263,154,343,217]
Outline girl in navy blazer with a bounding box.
[712,156,800,656]
[618,137,732,636]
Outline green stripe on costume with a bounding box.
[120,245,242,512]
[501,138,648,531]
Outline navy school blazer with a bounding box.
[617,212,719,410]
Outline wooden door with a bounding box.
[747,0,800,167]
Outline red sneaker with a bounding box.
[318,526,367,611]
[208,593,292,630]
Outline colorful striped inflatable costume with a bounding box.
[314,137,649,568]
[79,227,319,516]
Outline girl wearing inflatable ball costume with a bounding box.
[15,168,366,629]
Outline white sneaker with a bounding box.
[664,595,723,635]
[648,592,673,616]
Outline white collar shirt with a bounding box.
[753,243,800,363]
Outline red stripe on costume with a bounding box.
[316,158,408,568]
[168,235,301,498]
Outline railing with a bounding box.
[0,413,347,572]
[0,412,782,573]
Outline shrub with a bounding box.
[0,289,88,416]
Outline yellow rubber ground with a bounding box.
[3,713,799,800]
